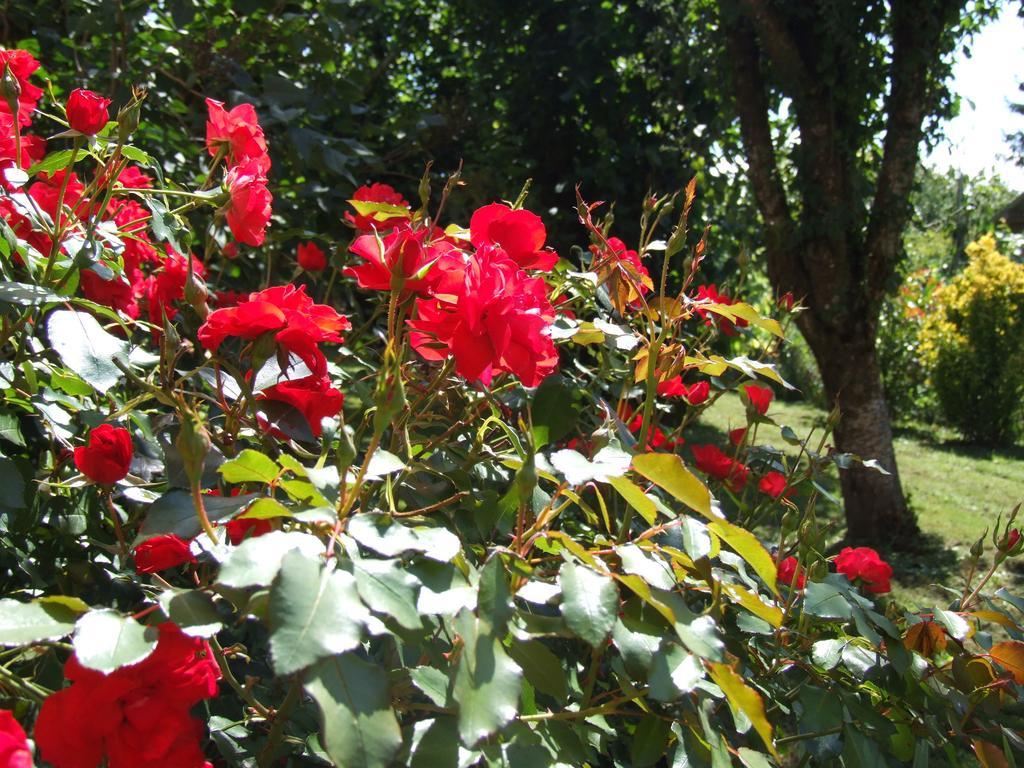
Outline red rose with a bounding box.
[74,424,133,485]
[658,377,709,405]
[778,291,795,311]
[34,622,220,768]
[224,158,272,246]
[80,270,140,319]
[133,535,196,574]
[224,517,272,545]
[777,556,806,590]
[729,427,747,446]
[691,444,748,492]
[623,405,680,451]
[198,284,350,376]
[758,471,789,499]
[297,241,327,272]
[258,374,344,438]
[0,710,32,768]
[743,384,773,416]
[470,202,558,271]
[410,247,558,387]
[0,49,44,126]
[834,546,893,594]
[344,183,410,232]
[0,114,45,188]
[205,98,270,173]
[66,89,112,135]
[347,225,456,296]
[693,284,748,336]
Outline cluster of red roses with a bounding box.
[73,424,269,571]
[344,189,560,387]
[198,283,351,438]
[777,546,893,594]
[684,384,789,499]
[0,50,222,326]
[33,622,221,768]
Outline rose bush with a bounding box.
[0,50,1023,768]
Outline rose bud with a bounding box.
[74,424,133,485]
[66,88,112,135]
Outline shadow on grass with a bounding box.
[893,423,1024,462]
[882,530,961,591]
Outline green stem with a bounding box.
[209,637,272,719]
[257,676,304,768]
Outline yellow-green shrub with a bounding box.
[920,235,1024,445]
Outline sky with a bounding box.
[925,4,1024,191]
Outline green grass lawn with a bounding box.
[692,394,1024,610]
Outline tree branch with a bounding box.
[865,0,966,306]
[720,4,809,302]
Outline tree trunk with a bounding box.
[802,319,920,545]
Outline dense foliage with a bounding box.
[920,235,1024,445]
[1,48,1024,768]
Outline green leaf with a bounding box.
[811,639,845,670]
[47,309,128,394]
[452,609,523,746]
[353,559,422,631]
[476,554,514,633]
[708,662,778,758]
[347,513,461,562]
[119,145,154,165]
[608,476,659,526]
[0,458,26,510]
[934,607,970,641]
[649,643,703,701]
[0,598,78,646]
[305,653,402,768]
[0,282,62,306]
[137,490,258,543]
[410,666,451,707]
[804,581,854,620]
[407,718,460,768]
[507,639,567,700]
[530,375,578,448]
[616,544,676,590]
[549,446,631,485]
[631,716,672,767]
[706,519,777,594]
[158,590,223,638]
[29,149,76,175]
[269,551,369,675]
[218,449,280,484]
[73,609,159,673]
[0,412,24,447]
[558,559,619,646]
[631,453,711,518]
[217,531,325,588]
[738,748,774,768]
[236,497,292,520]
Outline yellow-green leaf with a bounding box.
[699,301,784,338]
[237,497,292,520]
[347,199,411,221]
[719,582,783,628]
[609,476,659,525]
[631,453,711,518]
[708,662,778,758]
[707,519,778,594]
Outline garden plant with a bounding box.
[1,51,1024,768]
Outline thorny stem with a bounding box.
[192,482,220,545]
[257,675,304,768]
[103,489,130,561]
[208,637,272,719]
